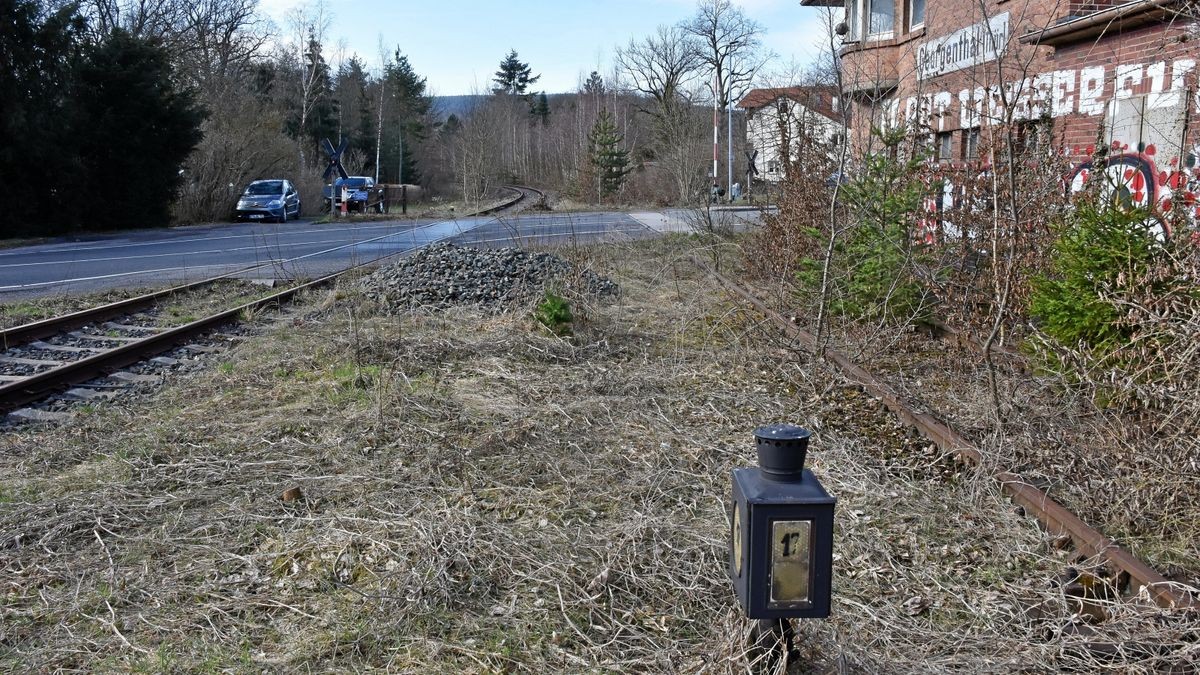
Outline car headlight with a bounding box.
[237,199,251,208]
[266,199,283,208]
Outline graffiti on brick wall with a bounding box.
[913,143,1199,244]
[886,58,1198,130]
[1067,143,1200,236]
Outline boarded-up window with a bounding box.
[1105,95,1187,160]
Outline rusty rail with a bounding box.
[0,276,245,351]
[694,257,1191,610]
[0,270,340,412]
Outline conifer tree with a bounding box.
[383,49,431,184]
[493,49,539,97]
[583,71,605,97]
[532,92,551,124]
[587,109,631,201]
[71,29,206,231]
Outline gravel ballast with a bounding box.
[360,242,618,311]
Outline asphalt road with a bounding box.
[0,209,720,300]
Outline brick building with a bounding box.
[737,86,845,182]
[800,0,1200,222]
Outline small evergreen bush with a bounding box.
[1028,204,1158,354]
[534,292,573,336]
[798,129,933,323]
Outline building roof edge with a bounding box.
[1018,0,1188,46]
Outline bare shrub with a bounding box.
[174,99,296,223]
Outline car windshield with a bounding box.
[339,178,370,188]
[245,181,283,195]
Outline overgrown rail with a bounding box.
[693,256,1193,611]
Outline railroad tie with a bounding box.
[68,331,144,343]
[28,341,105,354]
[61,387,119,402]
[103,322,165,333]
[0,356,65,367]
[107,371,161,384]
[7,408,72,424]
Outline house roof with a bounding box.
[736,87,844,122]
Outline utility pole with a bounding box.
[727,55,734,202]
[712,69,719,200]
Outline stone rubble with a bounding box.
[359,242,618,311]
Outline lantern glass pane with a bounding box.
[732,502,744,577]
[770,520,813,605]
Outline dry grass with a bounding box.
[0,280,281,331]
[0,289,154,330]
[1,236,1196,672]
[817,321,1200,588]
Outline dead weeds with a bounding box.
[0,236,1197,672]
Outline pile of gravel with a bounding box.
[360,242,618,311]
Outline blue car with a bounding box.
[324,176,382,213]
[235,179,301,222]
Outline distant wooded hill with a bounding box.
[432,95,488,119]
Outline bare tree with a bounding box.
[615,25,703,120]
[286,2,332,170]
[616,25,706,202]
[683,0,771,110]
[178,0,270,97]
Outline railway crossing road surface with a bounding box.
[0,209,751,300]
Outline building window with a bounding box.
[868,0,894,38]
[909,0,925,30]
[767,159,780,174]
[846,0,862,41]
[937,132,953,161]
[911,133,932,161]
[1015,121,1044,156]
[845,0,894,41]
[964,128,981,160]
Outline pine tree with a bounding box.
[583,71,605,97]
[0,0,85,234]
[493,50,540,97]
[531,92,551,124]
[587,109,631,202]
[336,56,376,165]
[69,29,205,231]
[382,49,431,184]
[287,30,337,152]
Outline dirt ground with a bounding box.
[1,235,1196,673]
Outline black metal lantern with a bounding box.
[729,424,836,619]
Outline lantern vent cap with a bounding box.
[753,424,812,481]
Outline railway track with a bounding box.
[491,185,546,214]
[0,187,544,421]
[693,256,1193,611]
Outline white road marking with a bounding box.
[0,217,480,292]
[0,221,425,258]
[0,237,361,268]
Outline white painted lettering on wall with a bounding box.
[888,59,1199,129]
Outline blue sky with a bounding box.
[259,0,834,95]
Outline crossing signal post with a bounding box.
[322,137,349,218]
